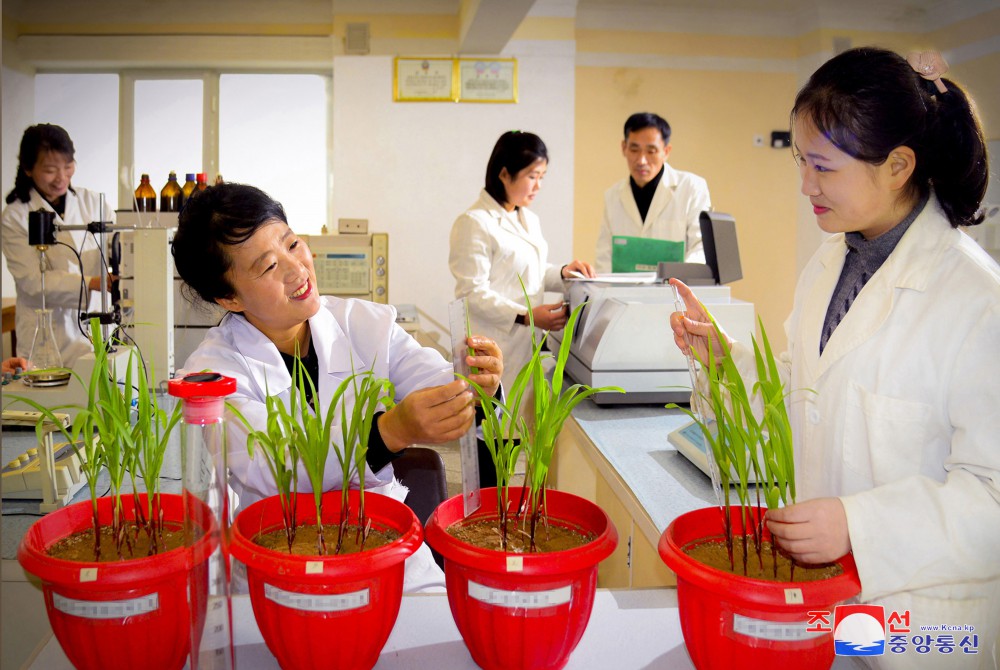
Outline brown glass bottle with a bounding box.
[134,174,157,212]
[214,174,224,186]
[160,171,183,212]
[182,173,197,200]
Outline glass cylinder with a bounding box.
[28,308,62,370]
[169,372,238,670]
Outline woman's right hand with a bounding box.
[530,302,569,331]
[377,379,475,451]
[668,278,732,364]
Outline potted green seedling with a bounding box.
[657,310,861,670]
[10,319,214,670]
[425,292,624,670]
[228,355,423,670]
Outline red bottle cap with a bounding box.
[168,372,237,424]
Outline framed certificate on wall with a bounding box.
[457,58,518,103]
[393,57,457,102]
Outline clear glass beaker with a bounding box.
[169,372,237,670]
[28,308,63,370]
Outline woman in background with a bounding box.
[449,130,594,394]
[2,124,115,367]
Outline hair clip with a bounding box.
[906,51,949,94]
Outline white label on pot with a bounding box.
[505,556,523,572]
[305,561,323,574]
[733,613,826,642]
[53,593,159,619]
[784,588,804,604]
[264,583,369,612]
[78,568,98,582]
[468,580,572,609]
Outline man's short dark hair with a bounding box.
[623,112,671,145]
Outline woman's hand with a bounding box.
[766,498,852,564]
[561,259,596,279]
[466,335,502,399]
[531,302,569,331]
[668,278,732,364]
[1,357,30,375]
[377,379,475,451]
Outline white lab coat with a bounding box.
[726,196,1000,669]
[181,295,448,592]
[1,187,111,367]
[449,189,566,392]
[595,163,711,273]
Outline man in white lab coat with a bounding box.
[595,112,711,273]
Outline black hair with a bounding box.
[484,131,548,207]
[792,46,987,228]
[5,124,77,205]
[623,112,671,145]
[171,182,288,304]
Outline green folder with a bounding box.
[611,235,685,273]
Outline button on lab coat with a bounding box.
[449,189,565,391]
[595,163,711,273]
[728,196,1000,669]
[181,295,449,592]
[1,187,110,366]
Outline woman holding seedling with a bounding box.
[450,130,595,394]
[671,47,999,668]
[172,183,503,590]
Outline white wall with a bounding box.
[2,57,36,300]
[332,47,576,338]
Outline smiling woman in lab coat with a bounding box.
[2,124,115,367]
[449,131,594,396]
[172,183,502,591]
[672,48,999,669]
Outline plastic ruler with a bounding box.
[448,298,482,517]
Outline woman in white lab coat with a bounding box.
[449,131,594,396]
[2,124,115,367]
[172,183,503,592]
[671,48,999,669]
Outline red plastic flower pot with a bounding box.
[17,492,216,670]
[230,489,422,670]
[424,487,618,670]
[658,506,862,670]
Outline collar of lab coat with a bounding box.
[617,163,679,227]
[806,194,953,379]
[28,187,79,225]
[476,188,544,253]
[223,298,357,398]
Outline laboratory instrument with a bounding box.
[548,212,754,404]
[300,219,389,304]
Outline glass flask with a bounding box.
[28,308,62,370]
[168,372,237,670]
